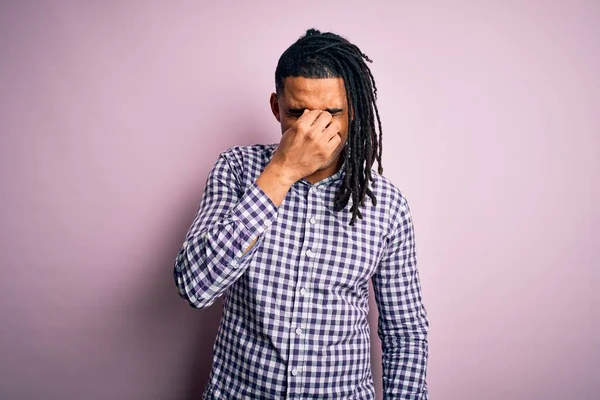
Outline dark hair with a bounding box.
[275,28,383,226]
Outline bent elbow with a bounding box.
[180,287,218,310]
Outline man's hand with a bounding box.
[254,109,342,225]
[270,109,342,184]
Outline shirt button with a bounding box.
[309,217,316,224]
[231,259,238,268]
[299,288,307,296]
[291,368,299,376]
[295,327,302,335]
[306,249,312,257]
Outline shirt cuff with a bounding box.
[229,180,279,259]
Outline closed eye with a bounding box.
[287,108,344,116]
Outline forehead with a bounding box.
[282,77,347,109]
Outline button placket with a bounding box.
[297,187,323,393]
[288,185,321,393]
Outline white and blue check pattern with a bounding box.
[174,143,429,399]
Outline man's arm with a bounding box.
[174,110,341,309]
[371,195,429,399]
[173,150,292,309]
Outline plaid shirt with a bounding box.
[174,143,429,399]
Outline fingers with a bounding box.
[297,109,332,130]
[310,111,333,132]
[296,109,320,126]
[322,119,342,141]
[322,120,342,153]
[297,111,340,153]
[291,109,310,128]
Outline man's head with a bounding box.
[270,76,349,173]
[270,28,383,226]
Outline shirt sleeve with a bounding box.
[371,195,429,399]
[173,151,279,309]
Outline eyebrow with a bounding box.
[288,107,344,114]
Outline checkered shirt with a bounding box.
[174,143,429,399]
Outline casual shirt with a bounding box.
[174,143,429,399]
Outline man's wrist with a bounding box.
[264,162,298,187]
[256,163,296,207]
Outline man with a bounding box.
[174,28,429,399]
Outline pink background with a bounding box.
[1,1,598,399]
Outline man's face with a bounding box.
[270,76,350,171]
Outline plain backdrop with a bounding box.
[1,1,598,399]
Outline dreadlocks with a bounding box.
[275,28,384,226]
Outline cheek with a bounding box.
[338,118,349,134]
[280,121,291,134]
[280,117,295,132]
[339,124,349,143]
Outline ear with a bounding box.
[270,92,281,123]
[349,104,354,122]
